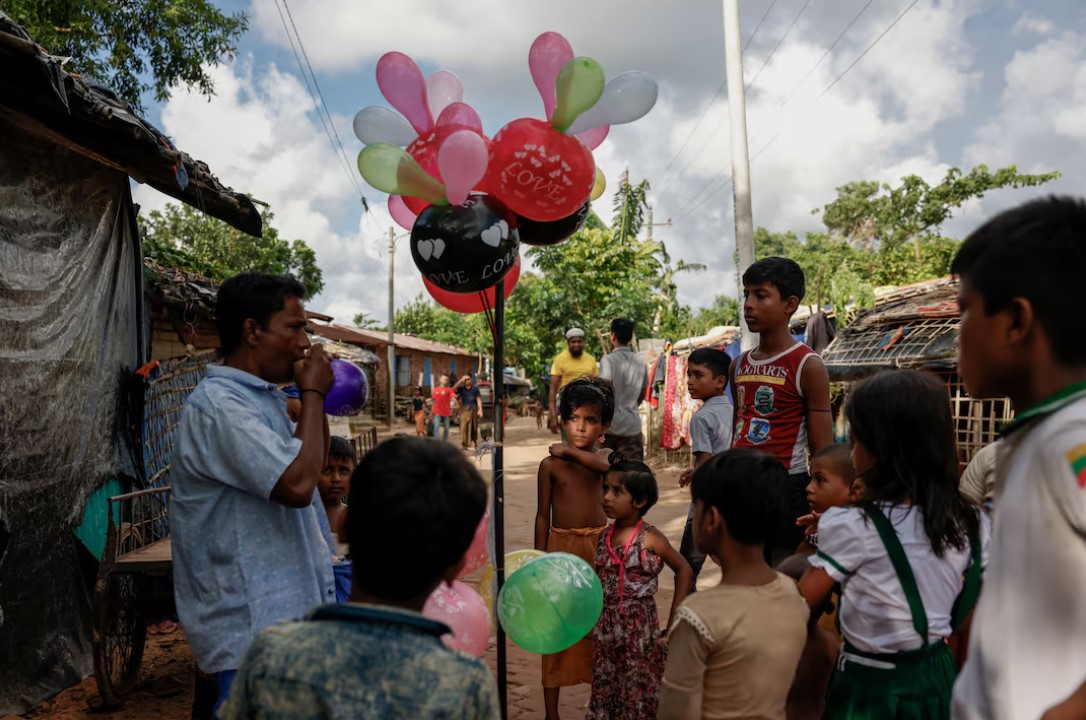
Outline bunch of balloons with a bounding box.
[353,32,658,315]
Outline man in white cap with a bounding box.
[547,328,599,434]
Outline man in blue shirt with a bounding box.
[221,437,500,720]
[453,374,483,449]
[170,273,335,716]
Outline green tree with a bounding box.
[352,311,383,330]
[139,203,324,297]
[754,228,875,313]
[611,171,651,242]
[820,165,1060,265]
[6,0,247,111]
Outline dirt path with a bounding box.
[23,420,711,720]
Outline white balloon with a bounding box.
[566,71,658,135]
[352,106,417,146]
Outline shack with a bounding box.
[820,277,1009,468]
[0,13,261,713]
[310,322,477,419]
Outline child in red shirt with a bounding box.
[731,257,832,564]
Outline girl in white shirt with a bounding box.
[799,370,987,719]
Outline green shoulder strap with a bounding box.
[867,505,929,646]
[951,527,982,631]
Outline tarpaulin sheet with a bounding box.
[0,114,145,713]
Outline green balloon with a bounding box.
[551,57,606,133]
[496,552,603,655]
[357,143,447,205]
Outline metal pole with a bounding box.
[723,0,757,350]
[492,278,508,719]
[387,227,396,429]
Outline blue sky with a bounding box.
[133,0,1086,326]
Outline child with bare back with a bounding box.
[535,376,616,720]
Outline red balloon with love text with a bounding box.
[487,118,595,222]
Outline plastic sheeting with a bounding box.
[0,115,145,713]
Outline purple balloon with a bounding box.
[324,359,368,416]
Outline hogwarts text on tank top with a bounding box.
[731,342,818,474]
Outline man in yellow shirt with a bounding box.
[547,328,599,434]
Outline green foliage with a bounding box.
[139,203,324,297]
[525,224,662,359]
[754,228,875,312]
[6,0,247,111]
[611,172,651,242]
[755,164,1060,320]
[820,165,1060,258]
[657,294,739,340]
[352,311,383,330]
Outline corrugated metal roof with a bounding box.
[310,323,475,357]
[820,278,960,380]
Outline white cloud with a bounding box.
[949,27,1086,235]
[1013,12,1056,37]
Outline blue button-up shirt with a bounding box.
[220,603,501,720]
[171,365,335,673]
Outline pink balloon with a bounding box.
[376,52,433,136]
[459,507,490,576]
[529,32,574,121]
[577,125,610,150]
[423,581,491,656]
[388,194,417,231]
[427,71,464,124]
[436,102,483,133]
[439,131,490,206]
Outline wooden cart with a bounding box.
[92,485,172,708]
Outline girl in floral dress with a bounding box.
[588,458,692,720]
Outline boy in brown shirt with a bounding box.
[534,377,615,720]
[659,449,808,720]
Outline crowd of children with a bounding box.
[213,197,1086,720]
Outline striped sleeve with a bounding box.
[808,507,867,582]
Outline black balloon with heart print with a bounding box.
[410,193,521,293]
[516,201,591,247]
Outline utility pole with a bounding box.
[646,205,674,337]
[387,226,396,430]
[723,0,757,350]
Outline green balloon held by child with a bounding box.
[496,552,603,655]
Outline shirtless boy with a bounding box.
[535,376,615,720]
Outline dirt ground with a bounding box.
[20,420,712,720]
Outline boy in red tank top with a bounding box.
[731,257,832,564]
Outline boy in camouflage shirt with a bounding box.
[221,437,499,720]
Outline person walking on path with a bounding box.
[548,328,598,434]
[453,374,483,449]
[170,273,336,716]
[599,318,650,461]
[431,374,455,442]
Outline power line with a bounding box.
[670,0,919,225]
[743,0,814,92]
[657,0,810,203]
[653,0,779,197]
[819,0,920,99]
[273,0,367,203]
[777,0,875,111]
